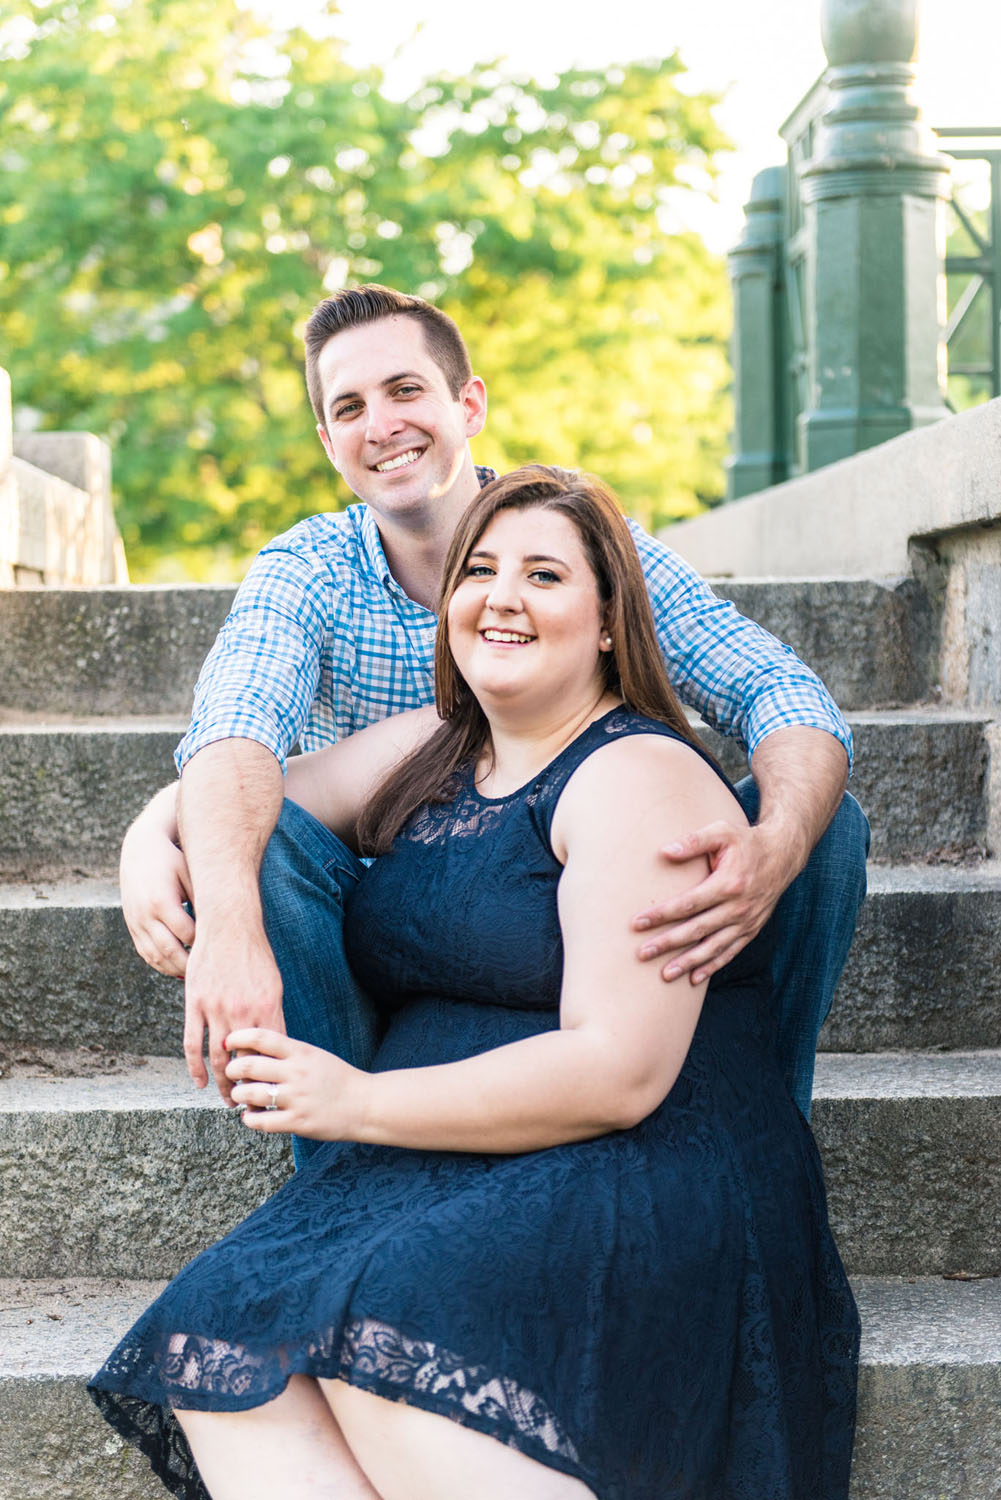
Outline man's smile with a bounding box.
[372,447,426,473]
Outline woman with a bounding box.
[90,466,859,1500]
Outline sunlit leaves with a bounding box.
[0,0,731,577]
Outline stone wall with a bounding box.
[0,368,128,586]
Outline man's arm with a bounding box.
[121,537,329,978]
[178,738,285,1100]
[119,782,193,977]
[634,726,848,982]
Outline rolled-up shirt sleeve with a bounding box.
[174,545,330,775]
[631,522,853,770]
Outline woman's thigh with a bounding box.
[319,1378,597,1500]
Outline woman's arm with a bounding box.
[228,735,744,1150]
[282,705,439,849]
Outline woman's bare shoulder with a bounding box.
[552,731,746,861]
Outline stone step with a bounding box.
[2,866,998,1057]
[1,709,991,874]
[1,1053,999,1281]
[712,575,937,710]
[0,718,183,874]
[0,878,182,1055]
[0,1059,292,1281]
[1,1275,999,1500]
[823,862,1001,1052]
[701,707,993,862]
[0,585,235,718]
[0,577,931,721]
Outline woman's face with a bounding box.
[446,505,611,719]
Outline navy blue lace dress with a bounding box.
[89,708,859,1499]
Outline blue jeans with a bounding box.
[260,787,869,1163]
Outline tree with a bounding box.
[0,0,731,577]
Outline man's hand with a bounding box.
[120,784,195,978]
[633,820,790,984]
[632,726,849,985]
[183,927,286,1100]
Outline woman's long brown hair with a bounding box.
[357,465,702,856]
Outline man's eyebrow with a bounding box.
[327,370,424,413]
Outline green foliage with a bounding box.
[0,0,732,578]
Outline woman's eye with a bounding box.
[529,569,560,584]
[464,564,494,578]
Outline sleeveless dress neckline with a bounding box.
[465,703,624,804]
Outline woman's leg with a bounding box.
[173,1375,383,1500]
[319,1379,598,1500]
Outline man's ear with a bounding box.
[317,422,340,472]
[461,376,488,440]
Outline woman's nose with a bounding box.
[485,570,522,612]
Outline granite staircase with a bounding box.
[0,576,999,1498]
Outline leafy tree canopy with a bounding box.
[0,0,732,578]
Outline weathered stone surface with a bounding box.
[3,1055,999,1279]
[851,1275,1001,1499]
[813,1051,1001,1275]
[2,1276,999,1500]
[2,866,997,1057]
[0,1061,292,1278]
[700,708,992,861]
[0,586,234,716]
[824,863,1001,1051]
[0,721,182,872]
[714,576,937,709]
[0,879,181,1053]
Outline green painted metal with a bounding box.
[936,129,1001,403]
[726,0,955,495]
[725,168,789,500]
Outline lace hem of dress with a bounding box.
[91,1316,583,1500]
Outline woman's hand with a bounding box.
[225,1029,369,1141]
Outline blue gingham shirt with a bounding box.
[176,473,852,774]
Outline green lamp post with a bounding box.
[798,0,951,471]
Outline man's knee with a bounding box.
[260,798,362,900]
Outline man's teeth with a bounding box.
[482,630,533,643]
[375,449,422,473]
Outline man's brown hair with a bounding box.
[304,284,473,429]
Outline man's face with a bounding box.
[315,316,486,521]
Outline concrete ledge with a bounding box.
[3,708,985,873]
[1,1276,999,1500]
[0,586,235,716]
[662,395,1001,579]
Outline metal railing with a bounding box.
[936,128,1001,405]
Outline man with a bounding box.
[122,284,868,1145]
